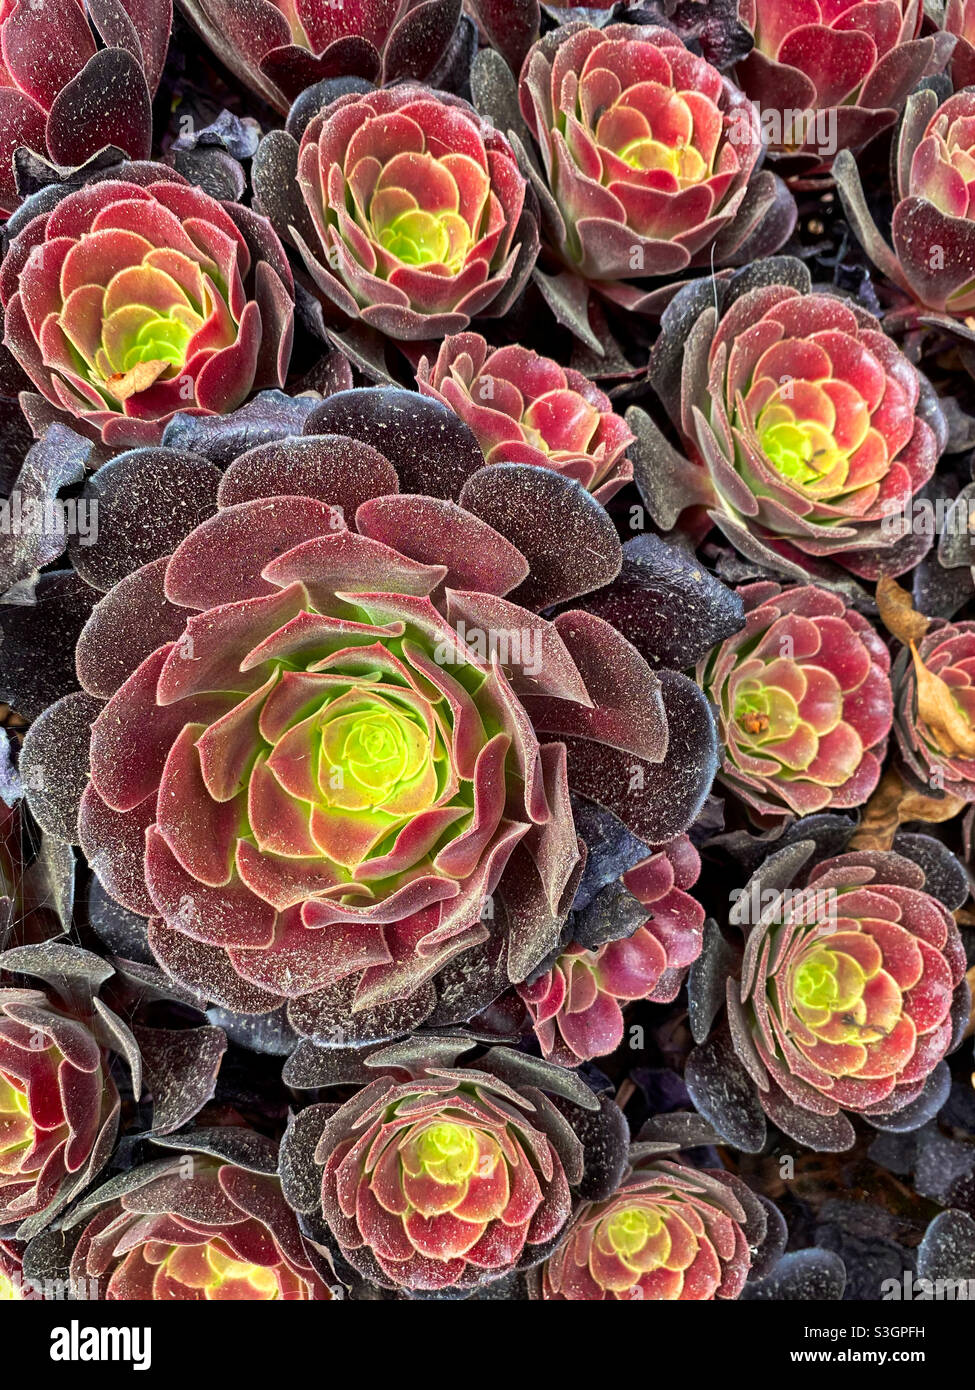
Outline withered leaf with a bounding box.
[849,765,966,852]
[107,359,171,403]
[875,575,931,646]
[911,642,975,758]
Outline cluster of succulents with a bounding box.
[0,0,973,1313]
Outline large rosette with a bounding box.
[15,390,724,1045]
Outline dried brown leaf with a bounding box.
[106,358,170,403]
[848,766,904,851]
[876,576,931,646]
[849,764,965,852]
[911,642,975,758]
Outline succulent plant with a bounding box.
[63,1128,333,1299]
[643,258,946,580]
[416,333,634,502]
[517,835,704,1065]
[537,1116,776,1300]
[0,0,172,216]
[517,22,795,312]
[12,389,724,1045]
[177,0,462,113]
[892,620,975,800]
[279,1036,629,1295]
[946,0,975,86]
[0,983,120,1228]
[836,87,975,326]
[699,582,893,819]
[0,940,226,1237]
[0,164,294,448]
[0,0,970,1311]
[688,841,970,1151]
[255,84,536,341]
[735,0,950,178]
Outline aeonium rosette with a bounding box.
[0,164,294,448]
[63,1129,333,1300]
[0,939,227,1238]
[892,620,975,800]
[836,88,975,324]
[687,843,970,1152]
[416,333,634,502]
[178,0,462,113]
[644,259,945,580]
[279,1037,629,1295]
[735,0,949,177]
[0,985,119,1230]
[0,0,171,216]
[255,84,536,340]
[517,836,704,1066]
[19,389,721,1045]
[536,1117,776,1300]
[516,23,795,312]
[699,583,893,820]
